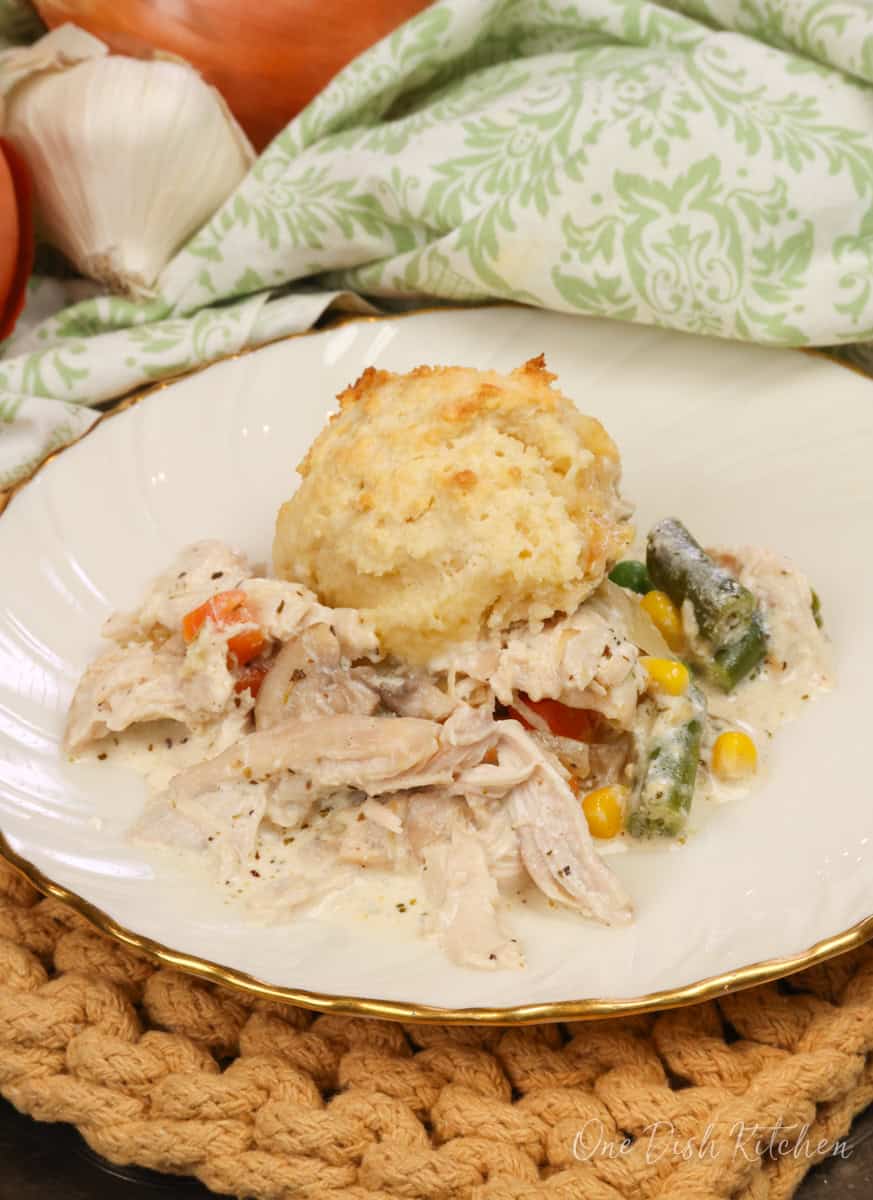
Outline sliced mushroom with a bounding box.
[255,623,378,729]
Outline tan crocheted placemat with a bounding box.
[1,860,871,1200]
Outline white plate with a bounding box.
[1,306,872,1022]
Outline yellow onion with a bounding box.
[0,138,33,340]
[34,0,434,150]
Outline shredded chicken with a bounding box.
[165,714,441,805]
[255,624,379,729]
[432,606,645,727]
[103,541,252,642]
[421,828,524,971]
[240,578,378,659]
[65,500,834,971]
[67,542,380,754]
[66,540,645,967]
[337,817,396,868]
[499,723,632,924]
[144,704,633,965]
[64,636,238,754]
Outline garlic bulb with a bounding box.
[0,24,255,297]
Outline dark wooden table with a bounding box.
[2,1093,871,1198]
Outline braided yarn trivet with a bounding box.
[0,859,871,1200]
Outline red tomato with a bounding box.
[508,696,600,742]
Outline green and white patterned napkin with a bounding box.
[3,0,873,489]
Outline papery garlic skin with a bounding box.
[1,25,255,297]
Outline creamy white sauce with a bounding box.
[69,537,835,960]
[700,544,834,733]
[80,702,254,793]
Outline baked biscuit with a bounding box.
[273,356,632,661]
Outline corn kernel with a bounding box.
[640,656,689,696]
[711,730,757,781]
[581,785,627,839]
[641,589,684,650]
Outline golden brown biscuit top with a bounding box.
[275,356,631,662]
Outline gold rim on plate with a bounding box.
[2,305,871,1024]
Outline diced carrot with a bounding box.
[508,696,600,742]
[234,664,269,697]
[227,628,267,668]
[182,588,266,666]
[182,589,248,642]
[231,634,266,664]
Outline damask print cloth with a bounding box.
[3,0,873,488]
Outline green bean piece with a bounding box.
[608,559,652,595]
[627,687,705,839]
[646,518,757,646]
[705,615,767,691]
[810,588,823,629]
